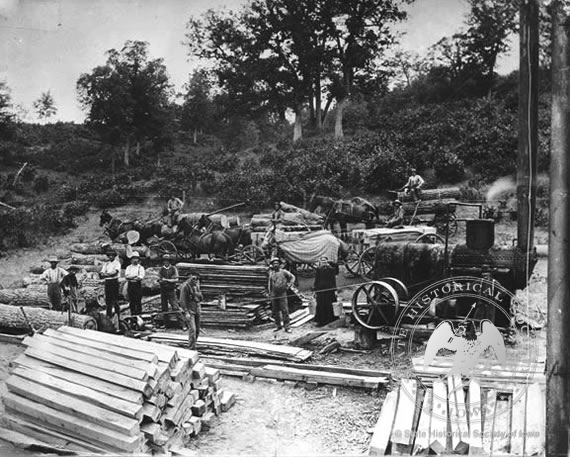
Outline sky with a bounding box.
[0,0,519,123]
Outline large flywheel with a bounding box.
[351,280,400,329]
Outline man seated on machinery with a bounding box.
[401,168,425,202]
[386,200,405,228]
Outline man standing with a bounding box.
[125,252,145,316]
[167,195,184,228]
[386,200,405,228]
[100,249,122,322]
[313,256,338,327]
[180,271,203,350]
[402,168,425,201]
[40,257,67,310]
[159,254,186,329]
[60,265,80,312]
[268,258,295,333]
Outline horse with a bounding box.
[196,215,253,249]
[178,217,234,259]
[309,195,378,237]
[99,210,163,242]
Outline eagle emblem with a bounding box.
[424,319,506,377]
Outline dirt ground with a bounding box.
[0,207,549,456]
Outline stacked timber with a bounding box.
[368,377,545,455]
[148,333,313,362]
[0,303,96,331]
[199,300,270,328]
[176,262,268,299]
[0,327,235,454]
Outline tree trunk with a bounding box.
[111,149,116,176]
[293,104,303,142]
[193,129,197,144]
[0,289,51,307]
[315,79,322,132]
[135,141,141,157]
[0,303,96,331]
[334,97,348,140]
[123,136,130,167]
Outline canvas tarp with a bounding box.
[278,230,340,264]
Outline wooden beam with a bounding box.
[391,379,417,451]
[510,385,527,455]
[448,376,468,454]
[525,383,545,455]
[429,379,447,454]
[413,389,432,455]
[368,389,399,455]
[467,378,483,455]
[482,389,497,455]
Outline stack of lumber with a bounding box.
[0,327,236,454]
[0,303,97,331]
[176,262,268,299]
[199,300,270,328]
[368,377,545,455]
[148,333,313,362]
[412,356,546,387]
[201,355,389,389]
[289,307,314,327]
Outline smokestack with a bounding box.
[517,0,538,256]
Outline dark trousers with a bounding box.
[128,281,142,316]
[161,288,186,328]
[104,279,120,318]
[187,312,200,350]
[271,293,290,329]
[47,283,62,311]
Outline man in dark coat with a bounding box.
[313,256,338,326]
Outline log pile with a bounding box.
[176,262,269,299]
[0,327,235,454]
[368,377,545,456]
[70,242,149,257]
[148,333,313,362]
[395,186,461,203]
[0,303,97,331]
[0,289,51,308]
[199,301,270,328]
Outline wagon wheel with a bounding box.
[434,213,458,236]
[82,317,98,330]
[297,262,318,278]
[359,246,377,280]
[344,245,361,277]
[154,240,178,258]
[237,244,266,264]
[379,277,409,301]
[351,281,400,329]
[415,233,445,244]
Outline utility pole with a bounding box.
[547,2,570,456]
[517,0,538,257]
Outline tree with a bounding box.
[33,90,57,121]
[0,81,14,136]
[77,41,173,168]
[181,69,216,144]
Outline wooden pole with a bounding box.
[547,2,570,456]
[517,0,539,257]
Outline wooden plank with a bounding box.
[57,326,178,366]
[12,367,143,420]
[482,389,497,455]
[369,389,399,456]
[413,389,432,455]
[6,375,140,436]
[3,392,143,451]
[429,379,448,454]
[391,379,417,446]
[448,376,469,454]
[14,354,143,405]
[43,328,159,364]
[141,403,161,422]
[24,333,155,379]
[467,378,483,455]
[1,413,108,454]
[23,346,152,396]
[493,393,511,453]
[524,383,544,455]
[510,385,527,455]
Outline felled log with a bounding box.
[395,187,461,202]
[0,289,51,307]
[0,303,96,331]
[23,283,102,308]
[69,254,108,265]
[29,264,101,275]
[70,243,148,257]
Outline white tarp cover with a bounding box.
[278,230,340,264]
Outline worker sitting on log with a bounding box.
[268,257,296,333]
[125,251,145,316]
[60,265,80,312]
[271,201,285,231]
[40,257,68,311]
[100,248,122,328]
[401,168,425,202]
[167,195,184,228]
[386,200,405,228]
[159,254,187,330]
[180,271,203,350]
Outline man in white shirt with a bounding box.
[125,252,145,316]
[40,257,68,310]
[167,195,184,228]
[100,249,122,320]
[403,168,425,201]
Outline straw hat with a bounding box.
[126,230,140,245]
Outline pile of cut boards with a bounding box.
[369,376,545,456]
[177,262,268,299]
[0,327,236,454]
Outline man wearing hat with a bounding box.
[40,257,68,310]
[386,200,405,228]
[267,257,296,332]
[125,252,145,316]
[180,271,203,349]
[100,249,122,321]
[159,254,186,329]
[60,265,80,312]
[402,168,425,202]
[167,195,184,228]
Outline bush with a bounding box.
[33,175,49,193]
